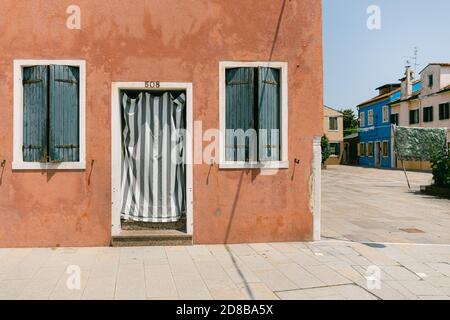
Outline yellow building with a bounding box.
[323,106,344,165]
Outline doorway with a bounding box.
[343,143,349,164]
[111,82,193,237]
[375,142,381,167]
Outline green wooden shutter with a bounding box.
[49,65,80,162]
[225,68,255,162]
[23,66,49,162]
[258,67,281,161]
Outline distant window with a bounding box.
[390,113,399,125]
[360,112,365,127]
[329,117,338,131]
[329,142,341,157]
[358,143,365,157]
[368,110,374,126]
[382,141,389,157]
[428,75,434,88]
[382,106,389,123]
[409,109,419,124]
[367,142,374,157]
[423,106,434,123]
[439,103,450,120]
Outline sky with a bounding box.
[323,0,450,111]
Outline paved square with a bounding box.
[322,166,450,244]
[0,166,448,300]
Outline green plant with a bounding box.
[341,108,359,131]
[431,150,450,188]
[321,135,330,165]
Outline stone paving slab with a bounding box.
[0,241,448,300]
[0,166,448,300]
[322,166,450,244]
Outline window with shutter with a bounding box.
[368,110,374,126]
[13,60,85,170]
[409,109,419,124]
[225,68,256,162]
[22,66,49,162]
[328,117,338,131]
[220,62,287,168]
[423,106,433,123]
[439,103,450,120]
[49,65,80,162]
[19,63,81,164]
[258,67,281,162]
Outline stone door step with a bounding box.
[112,230,192,247]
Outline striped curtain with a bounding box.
[121,91,186,222]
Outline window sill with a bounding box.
[12,161,86,171]
[219,161,289,170]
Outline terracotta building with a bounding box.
[0,0,323,248]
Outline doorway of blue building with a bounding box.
[375,142,382,167]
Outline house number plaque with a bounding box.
[145,81,161,88]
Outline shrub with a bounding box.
[431,150,450,188]
[321,135,330,165]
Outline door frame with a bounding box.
[111,82,194,236]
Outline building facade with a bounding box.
[390,64,450,170]
[357,84,401,168]
[0,0,323,248]
[323,106,343,165]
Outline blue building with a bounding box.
[357,82,421,168]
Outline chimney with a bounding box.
[402,66,413,98]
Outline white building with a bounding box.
[390,63,450,170]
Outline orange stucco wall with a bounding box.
[0,0,323,247]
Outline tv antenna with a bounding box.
[404,47,420,77]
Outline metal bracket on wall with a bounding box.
[291,158,300,180]
[0,160,6,185]
[206,159,215,185]
[88,159,94,185]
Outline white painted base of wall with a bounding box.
[311,136,322,241]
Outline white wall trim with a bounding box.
[311,136,322,241]
[12,59,86,170]
[111,82,194,236]
[218,61,289,169]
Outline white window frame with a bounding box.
[219,61,289,170]
[382,106,389,123]
[13,59,86,170]
[328,116,338,131]
[368,110,374,126]
[360,111,365,127]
